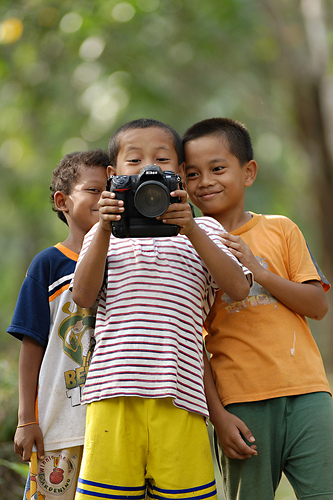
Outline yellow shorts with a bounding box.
[75,397,217,500]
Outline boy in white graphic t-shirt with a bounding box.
[8,150,109,500]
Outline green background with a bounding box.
[1,1,332,498]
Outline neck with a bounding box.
[61,233,84,255]
[212,210,252,233]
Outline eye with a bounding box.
[185,171,198,179]
[127,158,140,163]
[156,157,169,162]
[213,166,225,172]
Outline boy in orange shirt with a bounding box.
[182,117,333,500]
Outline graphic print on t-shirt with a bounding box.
[58,302,95,407]
[221,256,277,314]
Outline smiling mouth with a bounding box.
[199,191,221,199]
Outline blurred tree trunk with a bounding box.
[298,0,333,274]
[262,0,333,269]
[262,0,333,366]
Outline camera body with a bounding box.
[106,165,182,238]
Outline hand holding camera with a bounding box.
[155,188,196,237]
[97,189,125,233]
[105,165,189,238]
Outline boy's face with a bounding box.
[113,127,179,176]
[66,165,108,235]
[183,135,251,223]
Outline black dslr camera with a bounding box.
[106,165,182,238]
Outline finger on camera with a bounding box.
[100,197,124,209]
[158,210,189,221]
[99,198,123,209]
[166,201,191,215]
[161,205,182,216]
[171,189,187,201]
[101,213,122,224]
[162,214,191,226]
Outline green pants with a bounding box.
[214,392,333,500]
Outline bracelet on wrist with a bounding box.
[17,421,38,428]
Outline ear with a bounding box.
[107,165,116,177]
[54,191,69,213]
[244,160,258,187]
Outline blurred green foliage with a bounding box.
[1,0,330,338]
[0,4,332,497]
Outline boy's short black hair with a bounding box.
[50,149,109,225]
[182,117,254,165]
[108,118,184,167]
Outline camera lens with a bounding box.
[134,181,170,217]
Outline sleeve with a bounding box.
[306,242,330,292]
[7,255,51,346]
[287,223,330,292]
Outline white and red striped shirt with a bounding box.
[77,217,247,417]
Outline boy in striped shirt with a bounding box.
[72,119,252,500]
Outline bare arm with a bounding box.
[203,352,257,459]
[72,191,124,308]
[187,224,250,301]
[14,336,45,461]
[221,232,328,320]
[160,190,250,301]
[72,224,110,308]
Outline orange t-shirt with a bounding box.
[204,213,331,406]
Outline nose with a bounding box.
[143,157,156,168]
[198,172,215,188]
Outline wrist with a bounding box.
[184,220,199,239]
[17,421,38,428]
[253,264,267,285]
[207,398,227,426]
[18,410,37,423]
[98,222,112,235]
